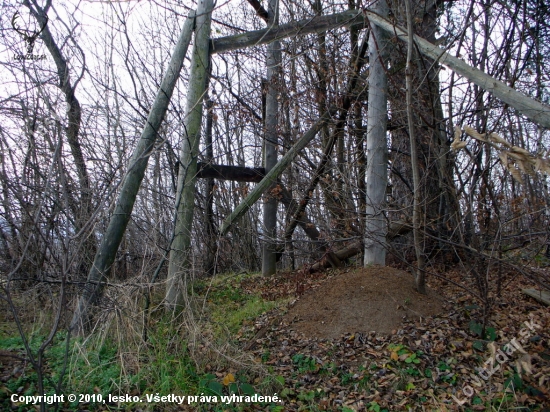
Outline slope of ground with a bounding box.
[2,265,549,411]
[240,265,550,411]
[284,266,443,339]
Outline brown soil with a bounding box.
[283,265,443,339]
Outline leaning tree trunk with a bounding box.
[70,11,196,333]
[364,0,390,266]
[165,0,214,310]
[262,0,281,277]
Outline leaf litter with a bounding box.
[237,265,550,411]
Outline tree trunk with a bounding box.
[404,0,426,293]
[385,0,458,267]
[262,0,281,277]
[27,1,96,278]
[204,100,217,276]
[350,4,367,263]
[364,0,390,266]
[165,0,213,310]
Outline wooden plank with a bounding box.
[196,162,265,182]
[212,9,550,129]
[211,10,364,54]
[522,288,550,306]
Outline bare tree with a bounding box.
[72,10,196,331]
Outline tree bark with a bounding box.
[166,0,213,310]
[262,0,281,276]
[350,4,367,263]
[70,11,196,333]
[364,0,390,266]
[203,100,217,276]
[404,0,426,293]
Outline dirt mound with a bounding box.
[283,265,443,339]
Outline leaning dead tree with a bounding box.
[71,2,550,327]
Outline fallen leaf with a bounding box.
[222,373,235,386]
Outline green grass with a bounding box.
[0,272,288,411]
[0,331,124,410]
[194,272,286,339]
[212,295,279,335]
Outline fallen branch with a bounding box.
[309,220,412,272]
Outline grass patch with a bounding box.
[0,331,124,410]
[0,272,288,411]
[212,295,279,336]
[194,272,287,339]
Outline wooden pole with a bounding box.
[211,10,365,54]
[364,0,390,266]
[165,0,213,310]
[219,113,330,236]
[262,0,281,276]
[70,11,196,333]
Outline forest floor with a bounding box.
[280,266,442,339]
[232,264,550,411]
[1,264,549,411]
